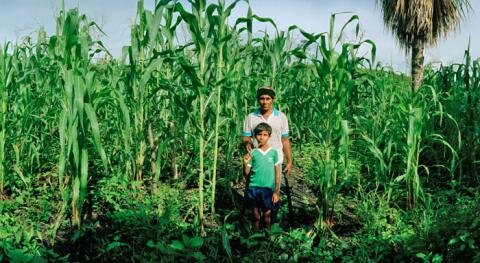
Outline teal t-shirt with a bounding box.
[247,147,281,190]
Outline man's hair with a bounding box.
[254,122,272,136]
[257,86,275,99]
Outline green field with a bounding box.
[0,0,479,262]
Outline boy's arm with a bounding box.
[272,163,281,203]
[243,153,252,178]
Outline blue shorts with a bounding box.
[245,186,274,212]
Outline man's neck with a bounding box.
[260,108,273,117]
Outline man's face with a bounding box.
[258,95,274,111]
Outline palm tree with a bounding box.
[377,0,471,92]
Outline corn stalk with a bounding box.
[56,9,109,226]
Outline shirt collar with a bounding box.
[254,108,279,117]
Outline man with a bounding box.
[242,86,292,176]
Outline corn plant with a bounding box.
[424,47,479,182]
[353,68,410,192]
[0,43,11,197]
[398,106,424,208]
[54,8,109,226]
[302,13,372,227]
[207,0,244,215]
[173,0,214,233]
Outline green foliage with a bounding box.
[0,0,478,261]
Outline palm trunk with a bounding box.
[411,39,425,93]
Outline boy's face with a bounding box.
[255,130,270,146]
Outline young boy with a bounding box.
[243,122,281,231]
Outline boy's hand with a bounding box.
[243,153,251,165]
[272,192,279,203]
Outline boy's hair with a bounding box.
[254,122,272,136]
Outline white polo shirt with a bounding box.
[243,108,289,162]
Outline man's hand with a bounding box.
[283,162,292,175]
[242,137,253,152]
[272,192,279,203]
[281,137,292,175]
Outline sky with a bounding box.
[1,0,478,73]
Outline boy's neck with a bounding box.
[258,143,269,151]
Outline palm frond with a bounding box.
[377,0,471,50]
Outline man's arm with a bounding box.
[242,114,253,152]
[242,136,253,152]
[282,137,292,175]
